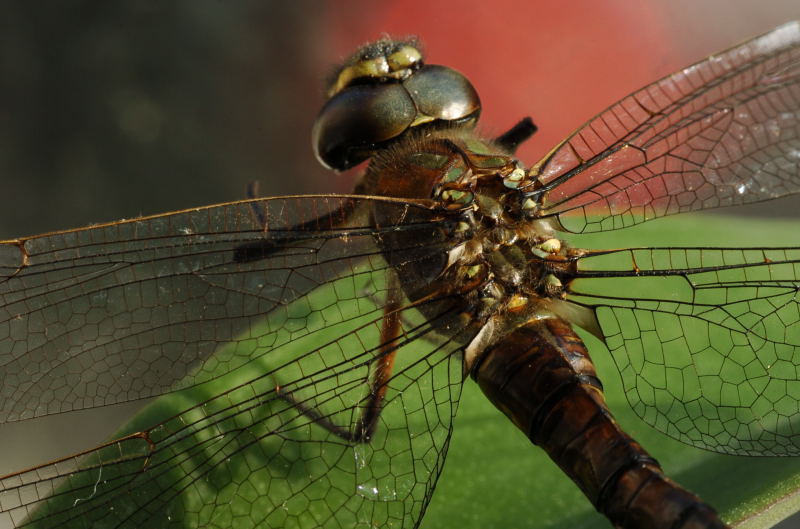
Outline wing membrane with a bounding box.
[567,245,800,455]
[0,196,471,529]
[0,196,440,422]
[532,21,800,233]
[2,296,468,528]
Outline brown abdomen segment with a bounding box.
[471,318,729,529]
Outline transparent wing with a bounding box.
[567,245,800,455]
[531,21,800,233]
[0,196,472,528]
[0,196,432,421]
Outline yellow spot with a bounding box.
[522,198,536,211]
[410,114,436,127]
[507,293,528,310]
[387,46,422,70]
[539,238,561,253]
[465,264,483,278]
[330,56,391,96]
[544,274,562,288]
[531,247,549,259]
[503,168,526,188]
[442,189,473,204]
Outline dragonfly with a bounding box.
[1,21,799,529]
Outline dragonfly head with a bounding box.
[312,37,481,171]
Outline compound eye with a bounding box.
[404,65,481,122]
[312,83,416,171]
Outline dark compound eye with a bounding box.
[312,39,481,171]
[312,83,418,171]
[404,65,480,121]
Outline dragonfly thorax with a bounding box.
[367,129,577,365]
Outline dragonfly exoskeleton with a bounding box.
[1,21,800,529]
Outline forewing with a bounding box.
[0,196,427,421]
[532,21,800,233]
[0,196,471,528]
[567,245,800,455]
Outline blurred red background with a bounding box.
[322,1,800,192]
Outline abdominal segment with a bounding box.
[471,317,728,529]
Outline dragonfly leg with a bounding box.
[494,116,537,154]
[352,281,402,441]
[275,278,402,443]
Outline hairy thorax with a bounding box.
[364,128,596,371]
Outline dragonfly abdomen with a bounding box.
[472,318,728,529]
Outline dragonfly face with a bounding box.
[312,38,481,170]
[1,22,799,529]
